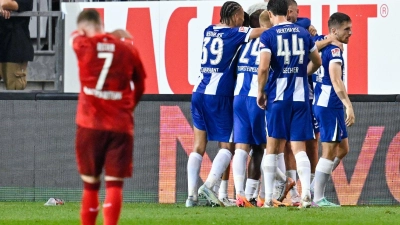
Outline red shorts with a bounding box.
[75,126,133,178]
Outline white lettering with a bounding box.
[200,67,219,73]
[276,27,300,34]
[282,67,299,74]
[97,43,115,52]
[83,86,122,100]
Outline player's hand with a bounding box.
[308,25,317,36]
[257,92,267,110]
[111,29,133,39]
[0,9,11,19]
[345,107,355,127]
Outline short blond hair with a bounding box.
[259,10,272,28]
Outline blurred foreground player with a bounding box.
[71,9,146,225]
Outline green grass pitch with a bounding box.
[0,202,399,225]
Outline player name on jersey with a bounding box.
[283,67,299,74]
[276,27,300,34]
[237,66,258,73]
[97,43,115,52]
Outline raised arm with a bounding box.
[329,62,355,126]
[249,27,268,40]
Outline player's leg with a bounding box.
[186,127,207,206]
[187,93,208,206]
[308,132,319,197]
[332,137,349,171]
[313,107,347,207]
[283,143,300,206]
[290,102,315,208]
[246,144,263,206]
[198,95,234,207]
[218,164,236,207]
[103,131,133,225]
[313,141,337,207]
[76,126,106,225]
[232,95,260,207]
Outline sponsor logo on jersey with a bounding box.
[239,26,249,33]
[331,48,341,57]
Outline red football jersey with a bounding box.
[72,33,146,134]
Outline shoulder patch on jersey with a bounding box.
[331,48,341,57]
[239,26,249,33]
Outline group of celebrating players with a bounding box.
[187,0,355,208]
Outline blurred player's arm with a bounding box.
[131,47,146,109]
[307,47,322,75]
[0,0,18,11]
[249,28,268,40]
[329,62,355,126]
[315,35,333,51]
[257,51,271,110]
[110,29,132,40]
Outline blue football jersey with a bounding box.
[193,25,252,96]
[295,17,311,30]
[234,38,260,97]
[313,44,344,108]
[259,22,316,102]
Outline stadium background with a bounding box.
[0,0,399,206]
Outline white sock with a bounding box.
[276,167,286,183]
[252,180,260,199]
[187,152,202,200]
[262,154,277,201]
[245,179,259,200]
[287,170,299,198]
[332,157,341,171]
[233,149,248,196]
[204,148,232,189]
[295,151,311,199]
[213,176,222,194]
[259,150,266,199]
[314,158,334,202]
[277,153,286,174]
[310,173,315,192]
[219,180,228,199]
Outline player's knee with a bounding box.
[81,175,101,183]
[104,176,124,181]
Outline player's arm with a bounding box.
[257,50,271,110]
[307,47,322,75]
[249,28,268,40]
[329,62,355,126]
[110,29,132,39]
[0,0,18,11]
[315,35,333,51]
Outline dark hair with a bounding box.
[220,1,242,26]
[286,0,297,7]
[243,12,250,27]
[250,9,264,28]
[328,12,351,30]
[267,0,289,16]
[77,9,101,25]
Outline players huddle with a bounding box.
[187,0,355,208]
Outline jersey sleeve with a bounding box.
[295,17,311,30]
[312,34,325,42]
[307,32,317,53]
[328,47,343,65]
[129,45,146,105]
[259,30,272,54]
